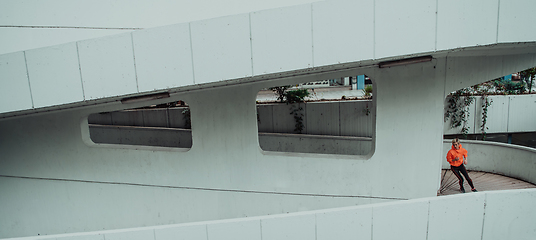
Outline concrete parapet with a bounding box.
[443,140,536,184]
[5,189,534,240]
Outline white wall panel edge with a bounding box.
[24,42,85,108]
[311,0,374,67]
[77,32,138,100]
[190,13,252,85]
[0,51,33,114]
[250,4,313,75]
[131,23,195,92]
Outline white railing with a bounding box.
[442,139,536,184]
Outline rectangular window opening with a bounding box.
[256,75,374,156]
[87,100,192,149]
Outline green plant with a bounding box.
[363,104,370,116]
[269,86,291,102]
[493,78,526,94]
[269,85,309,133]
[363,85,373,97]
[519,67,536,93]
[284,89,310,104]
[445,80,499,139]
[290,104,305,133]
[445,89,475,138]
[182,108,191,129]
[480,95,492,140]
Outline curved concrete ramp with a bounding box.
[439,169,536,196]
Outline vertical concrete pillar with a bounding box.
[369,59,446,198]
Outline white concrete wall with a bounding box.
[3,189,535,240]
[1,52,535,238]
[442,140,536,184]
[1,0,536,238]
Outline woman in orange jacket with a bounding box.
[447,138,477,193]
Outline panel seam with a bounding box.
[249,13,255,76]
[371,207,374,240]
[434,0,439,51]
[189,23,196,84]
[311,3,315,67]
[0,174,409,200]
[496,0,501,43]
[76,42,86,100]
[23,51,34,108]
[425,200,431,240]
[372,0,376,60]
[131,33,140,93]
[480,194,488,240]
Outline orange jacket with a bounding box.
[446,144,467,167]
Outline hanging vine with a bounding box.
[445,81,495,139]
[480,95,492,140]
[444,89,475,138]
[290,104,305,133]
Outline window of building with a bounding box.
[256,76,374,156]
[87,100,192,149]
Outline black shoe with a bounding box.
[460,188,465,193]
[471,189,478,192]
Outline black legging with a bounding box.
[451,164,475,190]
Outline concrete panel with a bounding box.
[261,214,315,240]
[256,104,274,133]
[142,109,169,128]
[112,110,145,126]
[207,220,261,240]
[121,126,192,148]
[436,0,498,51]
[57,234,105,240]
[482,189,536,239]
[191,14,252,84]
[0,51,33,113]
[339,101,373,137]
[88,125,123,145]
[428,194,485,240]
[78,33,138,100]
[498,0,536,43]
[508,95,536,132]
[155,225,207,240]
[89,125,192,148]
[251,4,312,75]
[475,96,508,133]
[306,101,339,135]
[316,207,372,240]
[105,229,155,240]
[25,42,84,108]
[88,112,113,125]
[258,133,371,155]
[132,23,194,92]
[372,201,429,240]
[312,0,374,66]
[375,0,436,59]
